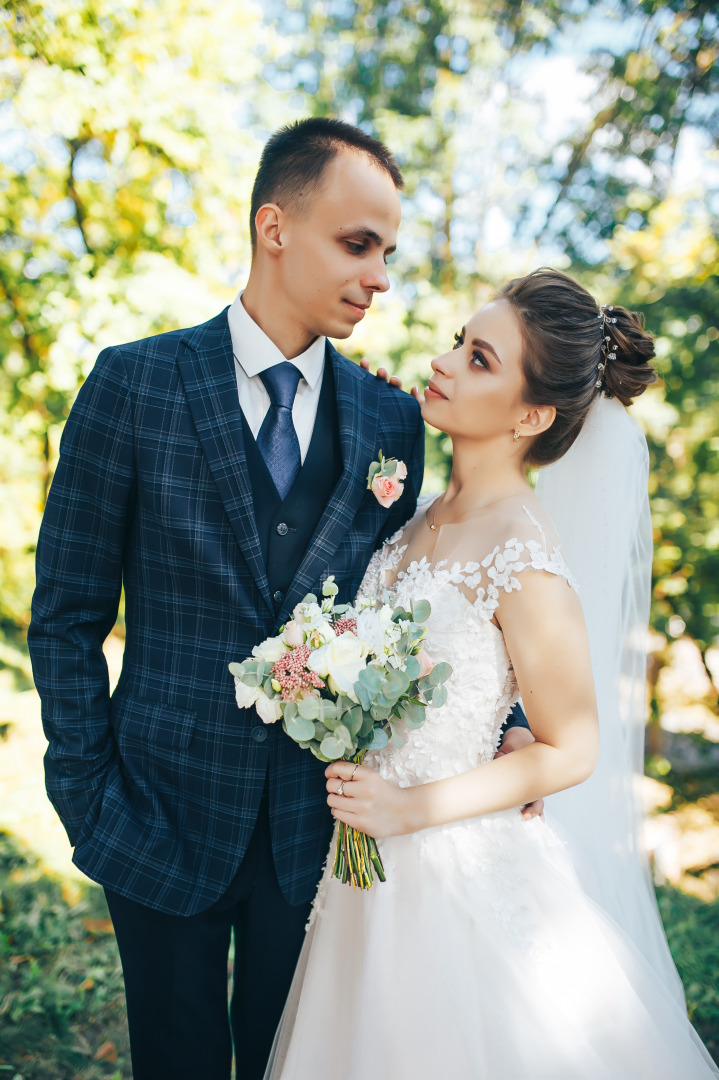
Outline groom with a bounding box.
[29,117,532,1080]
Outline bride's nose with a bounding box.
[430,354,452,376]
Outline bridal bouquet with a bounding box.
[229,577,451,889]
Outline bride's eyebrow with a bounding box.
[471,337,502,365]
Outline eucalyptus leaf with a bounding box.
[335,723,354,751]
[431,685,448,708]
[429,661,453,686]
[370,703,392,722]
[391,606,411,623]
[367,461,381,486]
[344,705,364,737]
[356,682,373,712]
[404,655,420,680]
[285,714,316,742]
[320,734,345,760]
[411,598,431,624]
[297,695,320,720]
[228,662,245,677]
[382,668,410,699]
[319,699,338,724]
[283,700,298,721]
[388,720,405,748]
[357,665,383,695]
[359,711,376,738]
[398,699,425,728]
[313,721,328,740]
[366,726,389,751]
[309,742,334,763]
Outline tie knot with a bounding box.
[259,362,302,410]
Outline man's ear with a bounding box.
[254,203,285,256]
[516,403,556,439]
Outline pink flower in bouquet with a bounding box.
[417,648,435,678]
[282,620,305,648]
[371,473,404,508]
[272,643,325,701]
[333,616,358,636]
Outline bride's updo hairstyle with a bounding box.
[499,268,657,468]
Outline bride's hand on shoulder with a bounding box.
[325,760,414,838]
[360,357,421,400]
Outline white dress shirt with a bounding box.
[228,290,326,463]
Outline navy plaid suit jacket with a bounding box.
[29,309,425,915]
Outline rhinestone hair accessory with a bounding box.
[596,304,618,390]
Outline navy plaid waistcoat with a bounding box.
[28,309,425,915]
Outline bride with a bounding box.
[264,268,718,1079]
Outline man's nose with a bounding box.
[361,254,390,294]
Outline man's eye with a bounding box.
[346,241,366,254]
[452,331,463,350]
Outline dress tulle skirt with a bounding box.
[264,810,718,1080]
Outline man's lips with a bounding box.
[343,299,370,318]
[425,379,448,401]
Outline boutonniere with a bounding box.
[367,450,407,508]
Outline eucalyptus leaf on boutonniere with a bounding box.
[367,450,407,509]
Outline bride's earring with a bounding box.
[513,430,520,442]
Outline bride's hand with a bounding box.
[360,357,421,400]
[325,761,412,838]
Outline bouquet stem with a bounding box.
[331,752,386,889]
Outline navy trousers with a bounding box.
[105,789,312,1080]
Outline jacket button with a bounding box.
[273,590,284,604]
[276,522,289,536]
[251,726,268,743]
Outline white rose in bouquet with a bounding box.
[256,691,283,724]
[307,630,369,700]
[356,604,401,662]
[252,635,287,663]
[234,678,261,710]
[281,620,305,647]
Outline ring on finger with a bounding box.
[337,781,345,796]
[350,763,359,779]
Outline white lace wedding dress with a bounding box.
[264,497,718,1080]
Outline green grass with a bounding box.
[1,831,717,1075]
[656,882,719,1062]
[0,831,130,1079]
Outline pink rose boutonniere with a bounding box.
[367,450,407,509]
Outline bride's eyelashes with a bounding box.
[452,330,489,371]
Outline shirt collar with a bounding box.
[228,290,326,390]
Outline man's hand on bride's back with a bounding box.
[494,727,545,821]
[361,358,421,400]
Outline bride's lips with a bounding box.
[424,379,448,401]
[343,299,370,320]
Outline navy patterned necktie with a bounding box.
[256,362,303,501]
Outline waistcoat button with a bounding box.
[251,725,268,743]
[273,590,284,604]
[276,522,289,536]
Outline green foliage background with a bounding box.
[1,0,718,665]
[1,0,718,1074]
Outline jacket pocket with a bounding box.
[113,695,198,751]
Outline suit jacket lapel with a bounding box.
[279,344,379,622]
[176,309,274,616]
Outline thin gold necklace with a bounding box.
[426,492,528,531]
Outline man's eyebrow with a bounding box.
[471,337,502,365]
[343,226,396,255]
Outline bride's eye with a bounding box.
[452,331,463,350]
[471,350,489,370]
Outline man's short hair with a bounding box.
[249,117,404,249]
